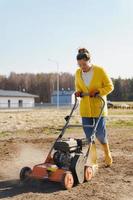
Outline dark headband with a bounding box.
[76,52,90,61]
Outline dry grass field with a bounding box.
[0,106,133,200]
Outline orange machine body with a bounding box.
[30,162,66,182]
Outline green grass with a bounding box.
[0,131,10,137]
[109,109,133,115]
[107,119,133,127]
[112,101,133,105]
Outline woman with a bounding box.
[75,48,114,167]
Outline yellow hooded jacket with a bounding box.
[75,65,114,117]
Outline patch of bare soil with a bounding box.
[0,127,133,200]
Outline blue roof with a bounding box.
[52,90,74,96]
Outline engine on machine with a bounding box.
[53,138,88,169]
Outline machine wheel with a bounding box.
[20,167,32,181]
[84,166,93,182]
[61,172,74,190]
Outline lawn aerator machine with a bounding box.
[20,93,105,189]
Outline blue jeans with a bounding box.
[82,117,108,144]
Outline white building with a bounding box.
[0,89,38,108]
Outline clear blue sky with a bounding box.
[0,0,133,78]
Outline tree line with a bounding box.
[0,72,132,102]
